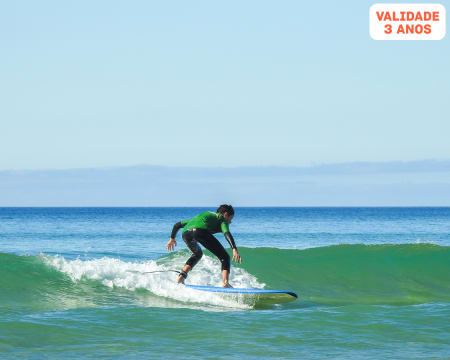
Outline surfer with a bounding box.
[167,204,242,288]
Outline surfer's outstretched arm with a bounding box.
[220,213,242,264]
[224,232,241,263]
[167,220,189,251]
[170,221,184,239]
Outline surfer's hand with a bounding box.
[232,248,242,263]
[167,238,177,251]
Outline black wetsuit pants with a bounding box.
[182,229,230,271]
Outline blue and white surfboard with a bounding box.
[184,284,298,304]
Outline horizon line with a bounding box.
[1,158,450,173]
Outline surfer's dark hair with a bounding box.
[217,204,234,216]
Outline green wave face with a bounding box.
[237,244,450,305]
[1,244,449,310]
[0,253,129,312]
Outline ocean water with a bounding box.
[0,207,449,359]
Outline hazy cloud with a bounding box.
[1,160,449,206]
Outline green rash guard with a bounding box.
[181,211,230,234]
[170,211,237,249]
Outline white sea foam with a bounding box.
[42,253,264,310]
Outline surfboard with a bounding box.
[184,284,298,305]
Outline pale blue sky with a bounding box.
[1,0,449,170]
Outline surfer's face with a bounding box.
[224,213,234,225]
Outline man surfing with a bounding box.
[167,204,242,288]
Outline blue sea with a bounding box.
[1,207,449,359]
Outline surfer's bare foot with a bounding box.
[223,283,233,288]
